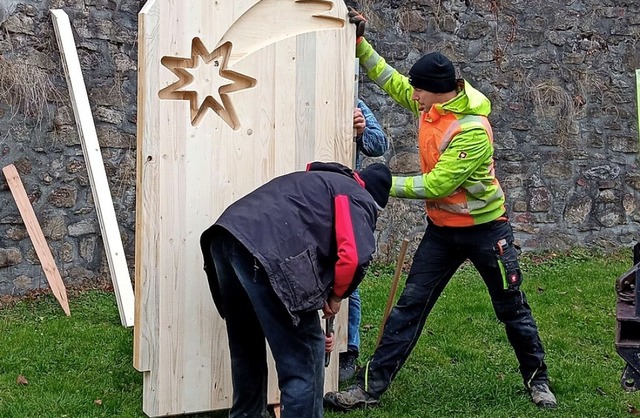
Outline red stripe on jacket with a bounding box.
[333,194,358,297]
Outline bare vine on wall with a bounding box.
[489,0,517,71]
[0,56,62,131]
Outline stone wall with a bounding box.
[360,0,640,262]
[0,0,141,295]
[0,0,638,293]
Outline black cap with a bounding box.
[408,52,456,93]
[357,163,392,209]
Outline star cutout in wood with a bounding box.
[158,39,257,130]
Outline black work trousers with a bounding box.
[357,219,548,398]
[210,233,325,418]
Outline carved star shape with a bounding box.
[159,38,257,130]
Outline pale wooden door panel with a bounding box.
[136,1,354,415]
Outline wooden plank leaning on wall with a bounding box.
[2,164,71,316]
[50,9,135,327]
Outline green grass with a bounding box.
[1,249,639,417]
[351,249,640,418]
[0,292,143,418]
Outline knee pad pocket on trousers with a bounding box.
[399,283,428,304]
[493,290,524,322]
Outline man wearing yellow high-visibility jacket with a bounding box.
[324,8,557,411]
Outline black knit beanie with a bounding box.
[357,163,392,209]
[408,52,457,93]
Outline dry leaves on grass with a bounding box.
[0,276,115,309]
[16,375,28,385]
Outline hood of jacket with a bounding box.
[434,80,491,117]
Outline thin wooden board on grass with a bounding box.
[50,8,135,327]
[2,164,70,316]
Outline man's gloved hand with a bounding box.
[347,7,366,39]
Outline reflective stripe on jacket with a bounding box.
[356,38,506,227]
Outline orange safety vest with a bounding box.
[418,110,503,227]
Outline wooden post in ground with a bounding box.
[2,164,71,316]
[376,238,410,347]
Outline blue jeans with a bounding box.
[358,219,548,398]
[347,288,361,353]
[210,232,325,418]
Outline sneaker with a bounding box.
[339,351,358,382]
[529,383,557,409]
[324,384,379,411]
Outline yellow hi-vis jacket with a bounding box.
[356,38,506,227]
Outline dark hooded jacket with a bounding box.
[200,162,380,323]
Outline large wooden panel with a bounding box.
[135,1,354,416]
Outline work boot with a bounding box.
[529,383,557,409]
[339,351,358,382]
[324,384,380,411]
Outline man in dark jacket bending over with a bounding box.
[200,161,392,418]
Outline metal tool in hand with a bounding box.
[324,316,335,367]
